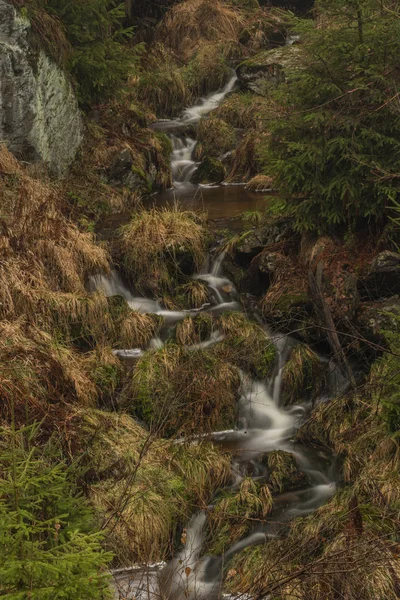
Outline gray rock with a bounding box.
[107,148,150,193]
[235,218,294,262]
[237,46,303,96]
[0,0,82,176]
[358,251,400,300]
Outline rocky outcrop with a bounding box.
[237,46,303,96]
[0,0,82,176]
[358,251,400,300]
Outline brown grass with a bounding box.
[155,0,244,62]
[118,205,208,294]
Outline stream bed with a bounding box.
[90,76,342,600]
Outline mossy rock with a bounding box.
[195,117,237,160]
[120,344,240,437]
[215,311,277,379]
[174,313,214,345]
[192,157,225,184]
[237,46,304,96]
[260,450,309,493]
[281,344,325,405]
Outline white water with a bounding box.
[95,78,338,599]
[154,72,238,192]
[105,249,336,600]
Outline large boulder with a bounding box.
[237,45,304,96]
[358,251,400,300]
[0,0,82,176]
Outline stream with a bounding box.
[90,76,341,600]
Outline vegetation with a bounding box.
[259,0,400,234]
[118,206,208,294]
[0,424,111,599]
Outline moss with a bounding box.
[192,157,226,184]
[121,344,240,436]
[281,344,325,405]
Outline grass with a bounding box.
[216,311,277,379]
[281,344,325,405]
[246,174,274,191]
[195,117,237,160]
[118,205,208,295]
[70,409,231,565]
[206,478,273,554]
[120,344,240,437]
[155,0,244,62]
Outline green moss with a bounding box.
[192,157,225,184]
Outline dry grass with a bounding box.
[155,0,244,62]
[246,174,274,191]
[0,320,98,424]
[207,477,273,554]
[215,311,277,379]
[281,344,325,405]
[69,408,230,565]
[120,344,240,437]
[118,206,208,294]
[195,117,237,160]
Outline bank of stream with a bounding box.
[91,77,346,599]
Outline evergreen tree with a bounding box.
[261,0,400,234]
[0,424,112,599]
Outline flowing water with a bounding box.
[151,72,264,230]
[89,76,342,599]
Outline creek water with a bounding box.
[90,76,341,599]
[150,73,265,230]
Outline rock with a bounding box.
[358,251,400,300]
[192,157,225,185]
[357,297,400,352]
[0,0,82,176]
[237,46,304,96]
[234,218,294,263]
[106,149,150,194]
[258,251,289,275]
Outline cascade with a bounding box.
[87,80,340,600]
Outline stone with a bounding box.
[192,157,225,185]
[234,218,294,263]
[0,0,82,176]
[106,149,150,194]
[237,45,304,96]
[358,251,400,300]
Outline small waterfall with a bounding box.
[154,72,237,192]
[170,135,198,187]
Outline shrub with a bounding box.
[0,424,111,599]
